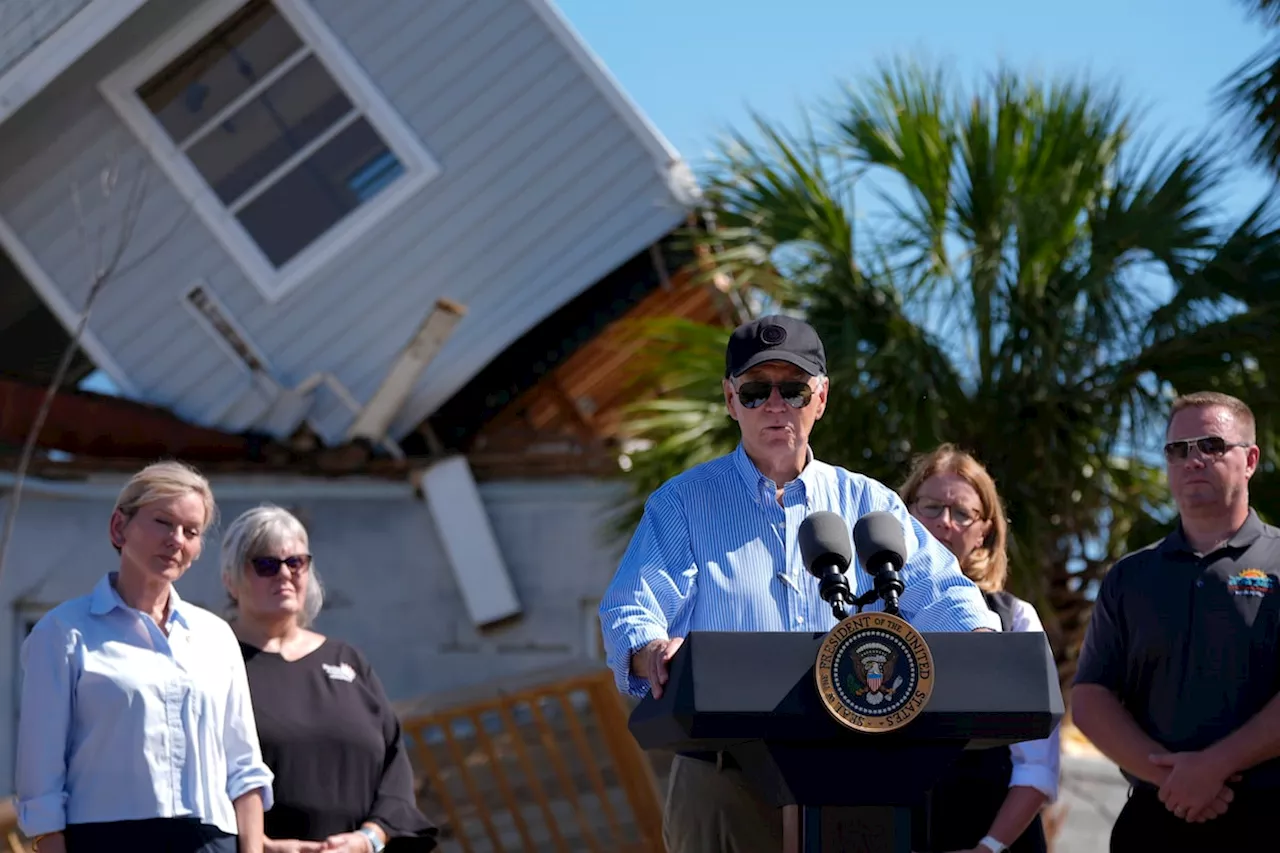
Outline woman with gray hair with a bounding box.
[222,505,436,853]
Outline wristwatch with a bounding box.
[357,826,386,853]
[978,836,1007,853]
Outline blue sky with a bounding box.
[557,0,1270,216]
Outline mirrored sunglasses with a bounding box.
[1163,435,1250,461]
[250,554,312,578]
[736,380,814,409]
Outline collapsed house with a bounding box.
[0,1,735,843]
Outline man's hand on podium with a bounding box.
[633,637,685,699]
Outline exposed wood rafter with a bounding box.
[470,269,730,471]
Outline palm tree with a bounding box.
[617,59,1280,687]
[1220,0,1280,175]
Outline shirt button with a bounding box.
[1196,579,1205,588]
[795,616,805,625]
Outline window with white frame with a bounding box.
[102,0,439,300]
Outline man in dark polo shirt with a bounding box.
[1073,391,1280,851]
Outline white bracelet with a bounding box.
[978,836,1007,853]
[356,826,384,853]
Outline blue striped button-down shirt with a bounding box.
[600,444,1001,695]
[16,573,274,837]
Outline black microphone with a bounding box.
[853,511,908,616]
[799,511,855,621]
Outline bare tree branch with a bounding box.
[0,155,155,584]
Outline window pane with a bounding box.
[236,118,403,267]
[139,0,302,145]
[185,55,353,205]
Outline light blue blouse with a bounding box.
[16,573,274,837]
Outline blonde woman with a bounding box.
[222,505,436,853]
[900,444,1060,853]
[15,461,273,853]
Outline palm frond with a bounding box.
[1238,0,1280,27]
[691,113,858,304]
[1217,38,1280,175]
[835,57,957,284]
[1149,198,1280,336]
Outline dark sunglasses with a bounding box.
[736,380,814,409]
[1163,435,1251,461]
[249,554,312,578]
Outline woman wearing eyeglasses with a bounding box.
[899,444,1061,853]
[221,505,437,853]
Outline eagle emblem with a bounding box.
[815,612,935,733]
[847,641,905,706]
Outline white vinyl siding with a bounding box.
[100,0,440,301]
[0,0,92,75]
[0,0,688,442]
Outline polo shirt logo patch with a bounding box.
[322,662,356,682]
[1227,569,1276,598]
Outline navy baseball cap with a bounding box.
[725,315,827,378]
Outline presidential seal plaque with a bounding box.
[814,611,934,733]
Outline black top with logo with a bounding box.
[240,639,438,849]
[1075,509,1280,790]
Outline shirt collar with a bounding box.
[731,442,824,503]
[89,571,189,628]
[1160,508,1264,555]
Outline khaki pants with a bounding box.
[662,754,784,853]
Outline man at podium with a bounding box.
[599,315,1000,853]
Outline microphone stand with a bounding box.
[818,563,908,621]
[817,570,855,621]
[852,564,906,617]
